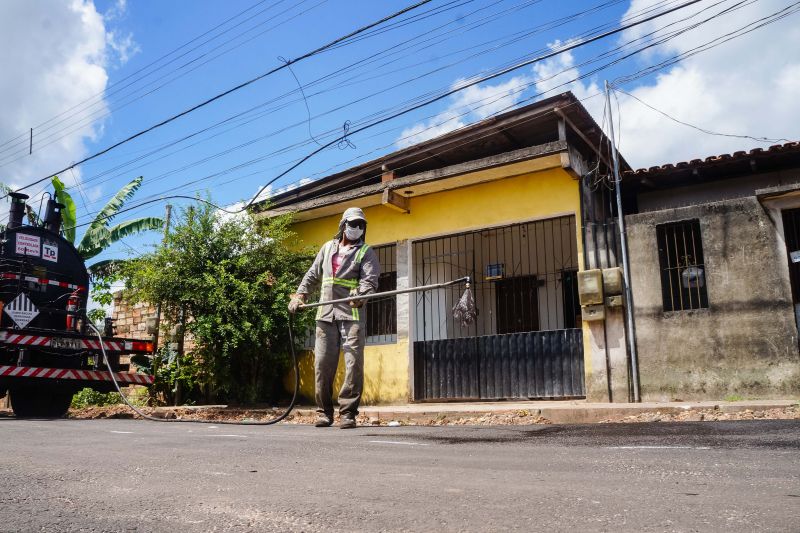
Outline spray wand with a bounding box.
[298,275,477,326]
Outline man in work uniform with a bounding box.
[288,207,380,429]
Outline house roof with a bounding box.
[256,92,623,211]
[624,141,800,184]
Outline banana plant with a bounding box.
[50,175,164,266]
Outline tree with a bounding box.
[122,201,313,404]
[50,175,164,266]
[49,175,164,317]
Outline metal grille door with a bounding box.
[412,217,585,401]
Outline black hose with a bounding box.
[88,318,300,425]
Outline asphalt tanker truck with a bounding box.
[0,192,153,418]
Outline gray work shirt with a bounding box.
[296,238,380,322]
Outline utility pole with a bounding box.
[151,204,171,399]
[605,80,640,402]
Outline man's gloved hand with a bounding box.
[288,293,306,314]
[349,289,365,308]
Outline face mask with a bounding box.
[344,225,364,241]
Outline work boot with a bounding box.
[339,415,357,429]
[314,414,332,427]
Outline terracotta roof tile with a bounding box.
[626,141,800,176]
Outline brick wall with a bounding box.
[111,291,156,340]
[111,292,196,352]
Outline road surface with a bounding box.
[1,417,798,532]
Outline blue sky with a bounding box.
[0,0,798,300]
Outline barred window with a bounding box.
[366,244,397,344]
[656,220,708,312]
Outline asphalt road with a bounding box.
[0,418,798,532]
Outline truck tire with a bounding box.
[10,389,73,418]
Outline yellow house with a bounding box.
[259,92,630,404]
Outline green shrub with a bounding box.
[122,201,313,404]
[70,387,122,409]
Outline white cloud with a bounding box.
[610,0,800,168]
[532,40,600,103]
[107,29,140,66]
[395,1,800,169]
[0,0,137,203]
[396,74,534,148]
[104,0,128,21]
[395,40,603,149]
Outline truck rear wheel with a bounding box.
[10,388,73,418]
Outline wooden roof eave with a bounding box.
[260,140,569,223]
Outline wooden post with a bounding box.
[151,204,171,402]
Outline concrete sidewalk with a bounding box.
[342,399,799,424]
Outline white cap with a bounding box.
[341,207,366,223]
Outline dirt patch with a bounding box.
[598,405,800,423]
[62,405,552,426]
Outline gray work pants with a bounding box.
[314,319,364,419]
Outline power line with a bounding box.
[0,0,329,166]
[231,0,703,213]
[0,0,280,153]
[0,0,479,167]
[6,0,435,198]
[64,0,800,250]
[612,87,793,144]
[69,0,607,195]
[613,0,800,85]
[68,0,731,221]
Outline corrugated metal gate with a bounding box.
[412,217,585,401]
[413,330,584,400]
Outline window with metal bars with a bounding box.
[656,219,708,312]
[366,244,397,344]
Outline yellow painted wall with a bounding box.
[285,342,411,405]
[286,166,582,404]
[292,167,580,247]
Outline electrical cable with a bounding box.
[0,0,275,150]
[0,0,479,166]
[34,0,780,230]
[4,0,435,198]
[51,0,551,189]
[30,0,670,204]
[147,0,705,216]
[612,0,800,85]
[612,87,794,144]
[0,0,330,165]
[9,0,694,205]
[0,0,752,231]
[58,1,748,232]
[0,0,290,159]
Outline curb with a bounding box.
[99,400,799,425]
[355,400,799,424]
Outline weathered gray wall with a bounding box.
[627,196,800,400]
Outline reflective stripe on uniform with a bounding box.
[322,276,358,288]
[351,306,359,320]
[355,244,370,263]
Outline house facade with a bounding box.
[623,142,800,400]
[260,93,632,404]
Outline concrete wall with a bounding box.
[627,196,800,400]
[637,169,795,212]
